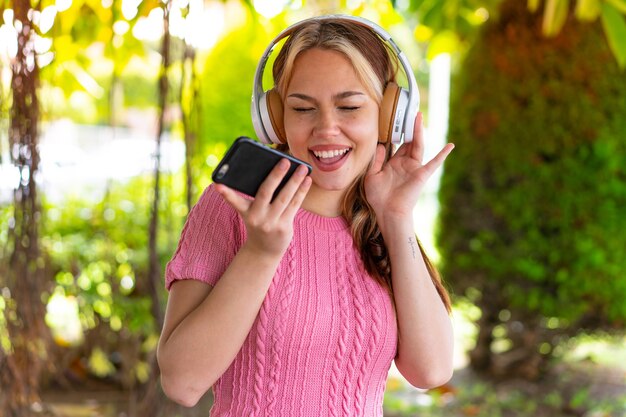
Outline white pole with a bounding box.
[414,53,451,261]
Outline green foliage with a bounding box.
[194,20,275,188]
[437,0,626,356]
[601,1,626,68]
[407,0,503,59]
[42,183,151,334]
[34,172,187,383]
[33,0,162,124]
[404,0,626,68]
[384,367,626,417]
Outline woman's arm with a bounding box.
[379,215,454,389]
[365,112,455,389]
[157,244,283,407]
[157,160,311,407]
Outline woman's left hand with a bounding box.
[364,112,454,224]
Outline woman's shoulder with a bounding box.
[197,182,224,206]
[186,183,243,232]
[195,183,234,213]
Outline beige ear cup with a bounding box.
[378,82,401,143]
[265,89,286,144]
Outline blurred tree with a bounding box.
[3,0,169,413]
[179,2,199,212]
[437,0,626,379]
[0,0,52,415]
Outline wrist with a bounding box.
[378,213,414,236]
[238,242,286,266]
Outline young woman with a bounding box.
[157,15,455,416]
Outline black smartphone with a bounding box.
[212,136,312,198]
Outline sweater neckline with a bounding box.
[296,208,349,231]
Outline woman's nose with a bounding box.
[314,108,340,136]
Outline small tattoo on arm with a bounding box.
[408,236,417,259]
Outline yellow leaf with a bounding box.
[426,30,460,60]
[575,0,601,20]
[543,0,570,36]
[414,24,434,42]
[528,0,542,12]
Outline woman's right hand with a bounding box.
[215,159,312,258]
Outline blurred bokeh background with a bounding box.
[1,0,625,416]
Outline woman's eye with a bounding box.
[293,107,314,112]
[339,106,360,111]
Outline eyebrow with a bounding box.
[287,91,365,102]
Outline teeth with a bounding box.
[312,149,350,159]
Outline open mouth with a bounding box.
[311,148,351,163]
[308,147,352,172]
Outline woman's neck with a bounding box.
[301,186,345,218]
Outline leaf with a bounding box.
[543,0,570,36]
[419,0,445,30]
[528,0,542,13]
[606,0,626,13]
[414,24,434,42]
[575,0,601,21]
[601,2,626,68]
[426,29,460,60]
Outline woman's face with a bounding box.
[283,48,379,197]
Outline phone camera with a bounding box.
[215,164,229,179]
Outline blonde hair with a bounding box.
[273,18,451,312]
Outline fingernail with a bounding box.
[279,159,290,170]
[296,165,308,176]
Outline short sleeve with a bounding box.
[164,184,245,290]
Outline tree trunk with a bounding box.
[496,316,545,380]
[0,0,52,415]
[469,299,499,372]
[137,0,171,415]
[180,38,198,212]
[146,0,170,336]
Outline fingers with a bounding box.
[281,173,312,219]
[267,163,311,217]
[255,159,291,204]
[218,160,310,258]
[394,112,424,160]
[215,159,311,219]
[367,144,386,177]
[410,112,425,161]
[421,143,455,177]
[214,183,252,213]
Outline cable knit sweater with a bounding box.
[165,184,398,417]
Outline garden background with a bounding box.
[1,0,625,416]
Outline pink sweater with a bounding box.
[165,184,397,417]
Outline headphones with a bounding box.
[250,14,420,145]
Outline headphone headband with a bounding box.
[251,14,420,144]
